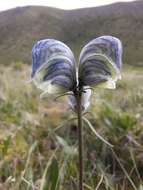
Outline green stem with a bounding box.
[76,90,84,190]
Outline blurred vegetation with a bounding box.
[0,62,142,190]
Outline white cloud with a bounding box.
[0,0,135,11]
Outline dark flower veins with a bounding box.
[31,36,122,110]
[31,39,77,96]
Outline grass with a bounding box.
[0,62,142,189]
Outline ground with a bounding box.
[0,62,142,190]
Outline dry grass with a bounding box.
[0,62,142,189]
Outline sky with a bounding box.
[0,0,135,11]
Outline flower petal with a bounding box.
[79,36,122,89]
[31,39,76,95]
[68,87,92,112]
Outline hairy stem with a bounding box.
[76,90,84,190]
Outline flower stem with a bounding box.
[76,90,84,190]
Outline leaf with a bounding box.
[56,136,77,156]
[83,117,113,147]
[15,141,38,190]
[2,136,11,156]
[111,149,138,190]
[40,157,59,190]
[138,185,143,190]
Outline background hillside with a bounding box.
[0,0,143,66]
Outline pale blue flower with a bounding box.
[31,36,122,111]
[79,36,122,89]
[31,39,76,96]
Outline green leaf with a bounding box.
[2,136,11,156]
[40,157,59,190]
[83,117,113,147]
[56,136,77,156]
[138,185,143,190]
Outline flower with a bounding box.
[31,36,122,111]
[68,87,92,112]
[31,39,77,97]
[78,36,122,89]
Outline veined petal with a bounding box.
[68,87,92,112]
[79,36,122,89]
[31,39,76,95]
[81,87,92,110]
